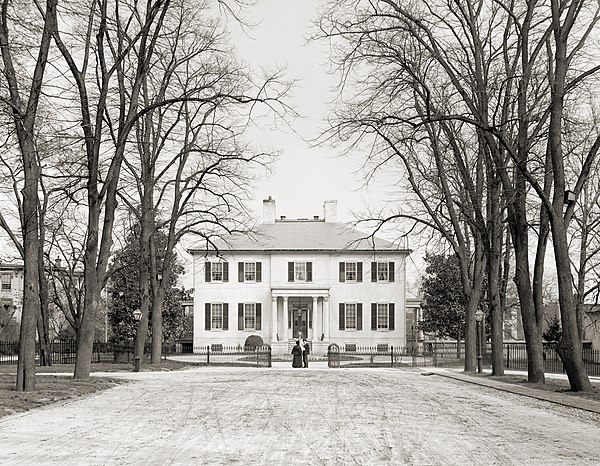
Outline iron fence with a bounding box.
[191,345,272,367]
[327,343,465,368]
[504,344,600,376]
[0,340,172,366]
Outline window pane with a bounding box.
[345,343,357,352]
[244,303,256,329]
[377,303,388,329]
[345,262,356,281]
[211,263,223,281]
[1,274,10,290]
[345,303,357,329]
[377,262,388,281]
[211,303,223,329]
[294,262,306,281]
[244,262,256,281]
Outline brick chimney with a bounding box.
[263,196,276,224]
[323,200,337,223]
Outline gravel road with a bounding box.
[0,365,599,465]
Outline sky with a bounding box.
[226,0,391,224]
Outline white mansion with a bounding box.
[190,197,413,355]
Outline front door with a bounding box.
[292,305,308,340]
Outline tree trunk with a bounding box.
[16,146,40,391]
[509,202,545,383]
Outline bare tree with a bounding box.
[118,2,290,364]
[0,0,58,391]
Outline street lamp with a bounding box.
[475,309,484,373]
[133,308,142,372]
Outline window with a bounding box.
[339,302,363,330]
[238,302,262,330]
[346,262,357,281]
[1,274,10,291]
[245,263,256,281]
[205,261,229,282]
[345,303,357,330]
[295,262,306,281]
[244,303,255,329]
[345,343,357,352]
[371,262,395,282]
[212,263,223,281]
[377,343,389,353]
[339,262,363,282]
[205,302,229,331]
[377,303,389,329]
[239,262,262,282]
[211,303,224,329]
[288,261,312,282]
[211,344,223,352]
[378,263,388,281]
[371,302,395,331]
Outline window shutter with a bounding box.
[357,262,363,282]
[371,262,377,282]
[371,303,377,330]
[205,303,211,330]
[389,262,395,282]
[256,262,262,282]
[256,303,262,330]
[288,262,294,282]
[238,303,244,330]
[238,262,244,282]
[205,262,211,283]
[223,262,229,282]
[357,303,363,331]
[223,303,229,330]
[389,303,395,330]
[306,262,312,282]
[339,303,345,330]
[339,262,345,282]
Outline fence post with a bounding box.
[432,343,437,367]
[391,345,394,368]
[506,345,510,368]
[206,345,210,365]
[268,346,272,368]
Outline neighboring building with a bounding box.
[189,197,412,355]
[0,264,23,340]
[175,300,194,353]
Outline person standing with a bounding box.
[302,338,310,368]
[291,340,303,368]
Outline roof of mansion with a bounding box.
[189,220,410,254]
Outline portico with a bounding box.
[270,288,330,355]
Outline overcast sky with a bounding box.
[227,0,391,224]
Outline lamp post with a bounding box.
[133,308,142,372]
[475,309,484,373]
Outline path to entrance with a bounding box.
[1,366,599,465]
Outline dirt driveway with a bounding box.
[0,365,599,465]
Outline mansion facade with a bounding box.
[190,198,412,355]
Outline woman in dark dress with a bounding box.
[291,340,303,368]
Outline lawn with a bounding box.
[0,358,202,418]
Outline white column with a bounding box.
[283,297,289,340]
[323,297,330,340]
[310,297,317,340]
[271,296,278,342]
